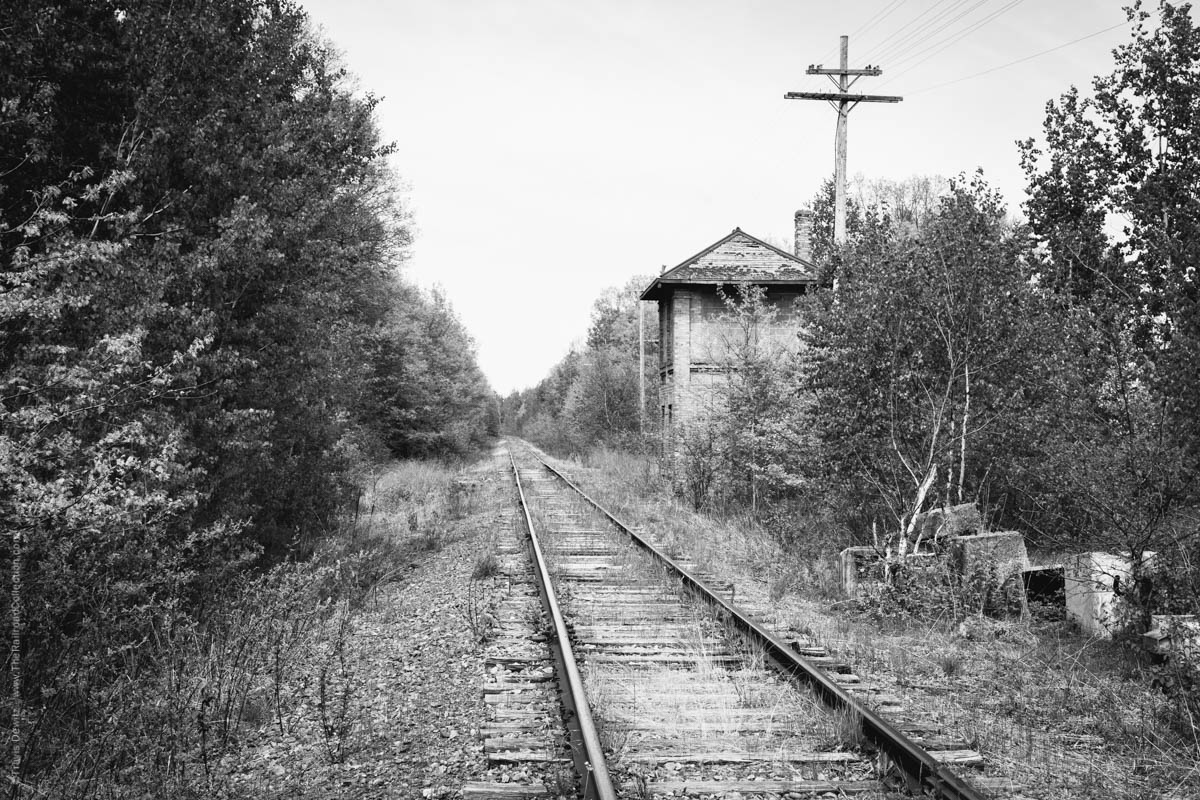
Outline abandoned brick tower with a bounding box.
[640,212,818,470]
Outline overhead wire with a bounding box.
[891,0,1026,68]
[850,0,910,44]
[857,0,966,63]
[874,0,993,66]
[814,0,908,64]
[806,0,1031,97]
[859,0,962,59]
[876,0,1027,88]
[905,18,1133,94]
[865,0,983,65]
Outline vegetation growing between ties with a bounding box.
[1,0,494,793]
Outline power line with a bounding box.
[858,0,966,62]
[866,0,982,65]
[878,0,993,65]
[876,0,1026,88]
[810,1,910,75]
[851,0,909,42]
[905,19,1133,94]
[892,0,1025,68]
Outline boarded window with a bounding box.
[699,292,726,320]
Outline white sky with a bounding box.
[299,0,1138,395]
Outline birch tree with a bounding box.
[802,175,1061,556]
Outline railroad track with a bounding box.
[465,442,1015,799]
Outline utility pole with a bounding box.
[785,36,902,246]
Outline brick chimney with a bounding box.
[794,209,814,263]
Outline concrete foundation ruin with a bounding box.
[1062,551,1158,637]
[838,546,876,597]
[834,510,1183,642]
[837,506,1033,617]
[951,531,1030,617]
[1143,614,1200,656]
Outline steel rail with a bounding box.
[530,451,992,800]
[507,454,617,800]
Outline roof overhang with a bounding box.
[640,277,816,302]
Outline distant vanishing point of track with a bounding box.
[464,440,1016,800]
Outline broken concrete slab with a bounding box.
[949,531,1030,618]
[839,546,878,596]
[909,503,983,549]
[1143,614,1200,656]
[949,531,1030,576]
[1064,552,1155,637]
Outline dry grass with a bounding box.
[13,456,485,800]
[545,444,1200,800]
[357,459,467,546]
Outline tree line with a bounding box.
[502,276,659,454]
[2,0,493,786]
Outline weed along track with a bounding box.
[466,442,1013,800]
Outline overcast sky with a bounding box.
[299,0,1139,395]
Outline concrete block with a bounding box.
[910,503,983,548]
[839,546,879,596]
[949,531,1030,618]
[950,531,1030,578]
[1143,614,1200,656]
[1064,552,1142,637]
[1026,548,1067,569]
[896,552,949,579]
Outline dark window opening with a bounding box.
[1023,567,1065,620]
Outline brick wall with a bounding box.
[658,285,804,470]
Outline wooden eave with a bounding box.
[640,227,817,302]
[639,278,814,302]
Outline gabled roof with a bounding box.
[640,228,817,301]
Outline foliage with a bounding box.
[849,173,950,235]
[1145,536,1200,741]
[1,0,492,791]
[670,285,809,513]
[367,284,493,459]
[809,174,947,284]
[505,276,658,454]
[1015,0,1200,558]
[807,177,867,285]
[801,174,1066,553]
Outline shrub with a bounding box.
[936,649,964,677]
[1143,536,1200,746]
[1150,629,1200,746]
[472,552,500,580]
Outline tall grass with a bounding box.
[8,458,464,799]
